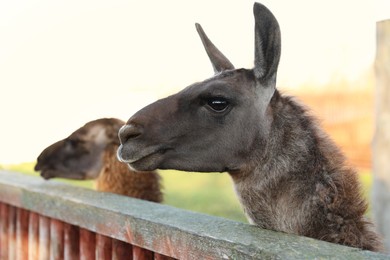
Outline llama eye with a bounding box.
[207,97,229,112]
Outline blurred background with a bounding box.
[1,0,389,223]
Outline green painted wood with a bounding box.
[0,170,388,259]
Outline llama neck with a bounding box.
[230,91,382,251]
[95,144,163,203]
[231,93,332,228]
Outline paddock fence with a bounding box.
[0,171,388,259]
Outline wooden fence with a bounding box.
[0,171,388,259]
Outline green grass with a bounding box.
[1,162,374,223]
[359,170,374,218]
[159,170,246,222]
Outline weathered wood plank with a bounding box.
[39,215,50,260]
[29,212,39,260]
[96,234,112,260]
[7,205,16,260]
[154,253,176,260]
[80,228,95,260]
[16,207,29,259]
[50,219,64,260]
[133,246,153,260]
[0,202,9,260]
[0,171,389,259]
[112,239,133,260]
[64,223,79,260]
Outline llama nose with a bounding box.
[118,124,143,144]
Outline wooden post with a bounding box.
[373,19,390,252]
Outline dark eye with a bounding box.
[207,97,229,112]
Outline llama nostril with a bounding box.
[118,124,143,144]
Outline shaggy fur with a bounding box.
[97,143,162,202]
[231,91,382,251]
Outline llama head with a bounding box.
[117,3,281,172]
[35,118,124,180]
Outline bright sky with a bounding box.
[0,0,389,164]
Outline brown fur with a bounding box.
[96,144,162,202]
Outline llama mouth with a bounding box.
[117,145,172,169]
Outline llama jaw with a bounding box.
[117,144,170,171]
[40,169,56,180]
[39,168,85,180]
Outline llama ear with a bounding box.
[253,3,281,83]
[195,23,235,73]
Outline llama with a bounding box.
[117,3,383,251]
[35,118,162,203]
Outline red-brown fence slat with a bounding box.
[112,239,133,260]
[96,234,112,260]
[8,205,16,260]
[133,246,153,260]
[0,202,9,260]
[50,218,64,260]
[39,215,50,260]
[80,228,96,260]
[64,223,79,260]
[154,254,176,260]
[16,208,30,259]
[29,212,39,260]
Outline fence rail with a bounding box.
[0,171,388,259]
